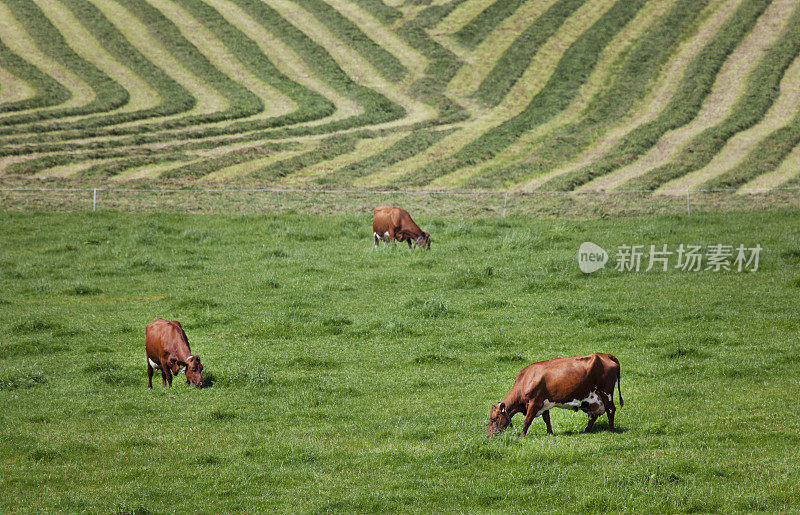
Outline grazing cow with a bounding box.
[487,353,622,437]
[145,318,204,388]
[373,205,430,251]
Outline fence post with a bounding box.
[686,189,690,215]
[502,191,508,217]
[93,188,97,211]
[276,190,282,213]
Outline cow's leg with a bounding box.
[147,360,154,389]
[165,368,173,388]
[520,400,543,437]
[160,368,167,388]
[598,391,616,431]
[583,414,598,433]
[541,410,554,435]
[373,232,380,249]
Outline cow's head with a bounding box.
[416,232,431,250]
[487,402,512,437]
[185,355,204,388]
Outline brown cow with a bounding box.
[373,205,430,251]
[487,353,622,437]
[145,318,204,388]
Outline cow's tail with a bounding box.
[609,355,623,408]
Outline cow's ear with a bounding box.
[167,357,177,368]
[499,402,506,412]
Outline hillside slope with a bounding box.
[0,0,799,193]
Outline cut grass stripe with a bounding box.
[315,128,456,187]
[349,0,402,26]
[513,0,734,191]
[662,19,800,193]
[324,0,427,78]
[110,0,262,120]
[432,0,682,189]
[393,0,645,188]
[32,0,159,113]
[206,0,353,121]
[0,64,36,108]
[0,0,128,126]
[601,0,793,192]
[452,0,526,49]
[149,0,292,116]
[436,0,497,35]
[155,138,303,182]
[704,109,800,191]
[263,0,423,123]
[290,0,407,82]
[463,0,709,189]
[738,143,800,191]
[445,0,559,102]
[357,0,615,188]
[391,2,468,126]
[474,0,586,108]
[541,0,770,191]
[280,132,407,186]
[0,42,69,113]
[245,135,362,183]
[0,0,336,144]
[0,2,95,117]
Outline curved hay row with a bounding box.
[0,67,36,106]
[147,0,292,117]
[34,158,117,179]
[208,0,359,123]
[432,0,679,189]
[96,0,228,118]
[325,0,427,78]
[279,132,407,186]
[436,0,497,35]
[0,1,94,117]
[355,0,615,188]
[445,0,558,102]
[660,46,800,192]
[32,0,159,116]
[738,143,800,191]
[265,0,435,128]
[579,0,791,192]
[512,0,737,191]
[201,145,315,182]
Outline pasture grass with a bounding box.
[1,209,799,511]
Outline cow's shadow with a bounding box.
[559,422,628,435]
[200,370,216,388]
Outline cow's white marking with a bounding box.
[536,391,607,416]
[147,357,160,369]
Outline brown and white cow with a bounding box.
[373,205,430,251]
[145,318,204,389]
[487,353,622,437]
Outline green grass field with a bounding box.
[2,209,799,512]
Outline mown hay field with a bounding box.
[1,209,799,511]
[1,0,800,194]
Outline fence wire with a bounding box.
[1,186,799,217]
